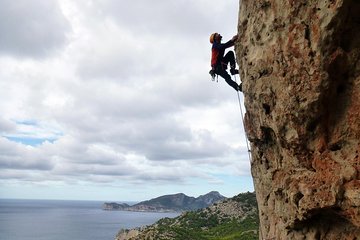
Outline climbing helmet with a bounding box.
[209,33,218,44]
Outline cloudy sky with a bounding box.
[0,0,253,201]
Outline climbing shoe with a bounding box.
[230,68,239,75]
[237,83,242,92]
[209,69,216,79]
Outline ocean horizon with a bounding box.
[0,198,180,240]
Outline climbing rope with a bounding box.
[233,75,277,240]
[233,74,275,240]
[233,75,252,162]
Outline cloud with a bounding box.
[0,137,54,170]
[142,129,229,161]
[0,0,251,200]
[68,0,239,82]
[0,0,70,58]
[0,117,16,133]
[95,0,237,37]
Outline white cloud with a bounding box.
[0,117,16,133]
[0,0,251,200]
[0,0,71,58]
[0,137,54,170]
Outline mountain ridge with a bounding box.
[103,191,225,212]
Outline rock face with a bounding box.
[236,0,360,239]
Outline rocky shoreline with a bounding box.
[102,202,178,213]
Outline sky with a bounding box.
[0,0,253,201]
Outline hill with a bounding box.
[103,191,225,212]
[116,192,259,240]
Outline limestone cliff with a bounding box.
[236,0,360,239]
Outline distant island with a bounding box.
[103,191,225,212]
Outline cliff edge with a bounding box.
[236,0,360,239]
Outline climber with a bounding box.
[209,32,242,92]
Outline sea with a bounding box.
[0,199,180,240]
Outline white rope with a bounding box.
[233,75,252,162]
[234,75,272,240]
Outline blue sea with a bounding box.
[0,199,180,240]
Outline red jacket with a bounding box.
[211,40,235,68]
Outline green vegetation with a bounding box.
[153,214,258,240]
[126,192,259,240]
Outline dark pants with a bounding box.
[222,51,236,70]
[215,51,238,91]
